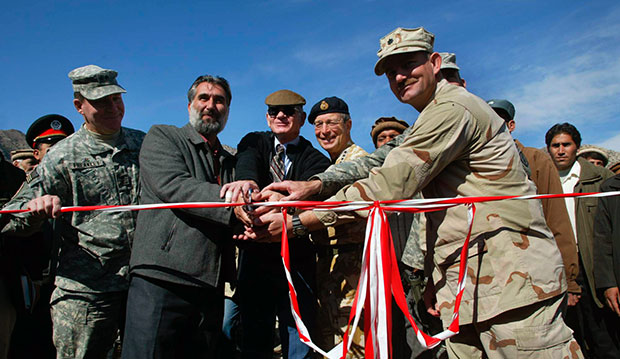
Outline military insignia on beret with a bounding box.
[387,38,393,45]
[50,119,62,130]
[320,101,329,110]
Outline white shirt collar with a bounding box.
[559,160,581,184]
[274,136,300,151]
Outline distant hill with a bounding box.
[0,129,28,161]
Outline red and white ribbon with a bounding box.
[3,191,620,358]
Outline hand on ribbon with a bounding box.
[262,179,322,201]
[27,195,62,219]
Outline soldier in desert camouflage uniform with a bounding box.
[308,96,368,357]
[4,65,144,359]
[257,27,582,358]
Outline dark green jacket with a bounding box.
[574,157,614,307]
[593,174,620,292]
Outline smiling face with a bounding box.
[384,51,441,111]
[74,93,125,135]
[266,106,305,144]
[313,112,351,159]
[549,133,579,171]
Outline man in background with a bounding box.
[546,122,617,357]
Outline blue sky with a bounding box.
[1,0,619,155]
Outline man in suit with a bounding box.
[221,89,330,359]
[122,75,236,358]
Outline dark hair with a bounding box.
[440,68,462,84]
[187,75,232,105]
[545,123,582,149]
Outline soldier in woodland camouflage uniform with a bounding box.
[258,27,582,358]
[3,65,144,359]
[308,96,368,357]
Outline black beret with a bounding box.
[26,114,75,148]
[308,96,350,124]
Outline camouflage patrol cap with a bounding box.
[487,99,515,121]
[10,149,35,161]
[439,52,459,70]
[68,65,126,100]
[374,27,435,76]
[265,89,306,106]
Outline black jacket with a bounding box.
[234,131,330,255]
[235,131,330,187]
[130,124,235,288]
[594,174,620,291]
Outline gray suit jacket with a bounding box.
[130,123,235,288]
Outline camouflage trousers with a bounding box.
[316,245,365,358]
[50,287,126,359]
[447,294,583,358]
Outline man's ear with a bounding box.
[299,111,306,127]
[461,78,467,88]
[429,52,442,76]
[507,120,516,132]
[73,98,84,115]
[33,149,42,161]
[345,118,352,131]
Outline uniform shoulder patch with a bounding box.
[26,169,40,183]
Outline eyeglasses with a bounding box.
[267,106,297,117]
[313,119,343,129]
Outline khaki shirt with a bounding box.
[314,80,565,324]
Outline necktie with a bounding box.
[270,144,286,182]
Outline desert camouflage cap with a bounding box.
[374,27,435,76]
[487,99,515,121]
[440,52,460,71]
[265,89,306,106]
[68,65,126,100]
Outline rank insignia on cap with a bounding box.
[50,120,62,130]
[320,101,329,110]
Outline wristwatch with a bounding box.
[291,214,308,237]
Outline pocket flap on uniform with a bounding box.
[514,320,573,350]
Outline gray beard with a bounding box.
[189,106,227,135]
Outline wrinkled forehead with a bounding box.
[383,51,429,71]
[314,112,348,123]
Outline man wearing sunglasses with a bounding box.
[222,89,330,359]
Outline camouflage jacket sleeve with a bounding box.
[322,101,473,220]
[312,127,412,197]
[1,181,46,236]
[2,158,69,236]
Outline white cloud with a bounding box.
[597,131,620,152]
[502,7,620,135]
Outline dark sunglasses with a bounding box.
[267,106,297,117]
